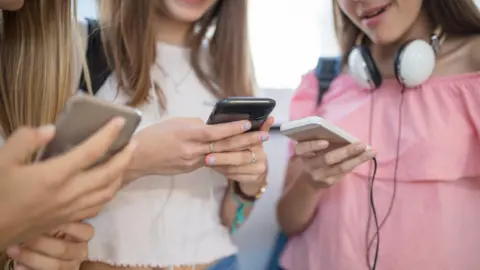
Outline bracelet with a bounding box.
[231,191,253,233]
[233,181,266,202]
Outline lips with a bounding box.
[359,3,391,20]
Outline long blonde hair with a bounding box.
[0,0,78,136]
[99,0,255,108]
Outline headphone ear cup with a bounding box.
[394,40,436,87]
[348,45,383,89]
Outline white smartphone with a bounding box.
[280,116,359,146]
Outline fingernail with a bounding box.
[6,245,20,258]
[208,156,215,165]
[112,117,126,128]
[260,133,269,142]
[243,122,252,131]
[37,124,56,136]
[128,140,138,151]
[318,140,329,148]
[356,144,367,151]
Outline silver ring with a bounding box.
[209,142,215,153]
[248,149,257,164]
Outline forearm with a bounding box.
[220,177,266,231]
[277,171,324,236]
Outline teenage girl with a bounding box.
[278,0,480,269]
[81,0,272,269]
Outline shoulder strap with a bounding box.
[314,56,342,105]
[78,18,111,95]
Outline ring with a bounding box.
[248,149,257,164]
[209,142,215,153]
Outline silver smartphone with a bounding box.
[36,95,142,164]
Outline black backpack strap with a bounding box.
[314,56,342,105]
[78,18,111,95]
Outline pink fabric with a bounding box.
[280,71,480,270]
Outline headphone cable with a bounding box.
[366,87,406,270]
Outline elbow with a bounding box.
[276,198,311,237]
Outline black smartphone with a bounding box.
[206,97,276,131]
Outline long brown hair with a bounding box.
[333,0,480,64]
[0,0,79,136]
[99,0,255,108]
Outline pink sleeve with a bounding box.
[287,71,319,157]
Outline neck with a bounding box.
[154,13,194,46]
[370,11,435,78]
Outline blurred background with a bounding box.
[76,1,480,269]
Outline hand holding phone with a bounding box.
[280,116,375,188]
[0,117,137,250]
[36,95,141,165]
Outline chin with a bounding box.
[366,30,404,45]
[0,0,24,10]
[163,0,218,23]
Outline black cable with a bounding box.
[366,87,406,270]
[369,157,380,270]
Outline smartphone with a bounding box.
[280,116,359,147]
[36,95,142,164]
[206,97,276,131]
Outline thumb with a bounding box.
[0,125,56,165]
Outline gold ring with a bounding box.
[248,149,257,164]
[209,142,215,153]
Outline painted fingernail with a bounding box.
[6,245,20,258]
[355,144,367,151]
[318,140,329,148]
[366,150,376,157]
[243,122,252,131]
[208,156,215,165]
[260,133,269,142]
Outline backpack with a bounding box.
[314,56,342,105]
[78,19,111,95]
[267,56,341,270]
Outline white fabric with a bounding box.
[86,42,238,268]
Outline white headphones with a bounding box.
[348,26,445,89]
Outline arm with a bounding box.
[220,175,267,231]
[277,157,324,236]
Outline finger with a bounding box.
[222,174,259,183]
[64,140,136,204]
[259,116,275,132]
[50,117,127,175]
[213,163,267,176]
[295,140,329,156]
[20,235,87,262]
[324,149,376,178]
[56,223,94,242]
[0,126,55,165]
[210,131,269,153]
[193,120,251,143]
[206,150,264,166]
[322,142,367,166]
[7,245,77,270]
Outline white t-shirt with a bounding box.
[86,42,238,268]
